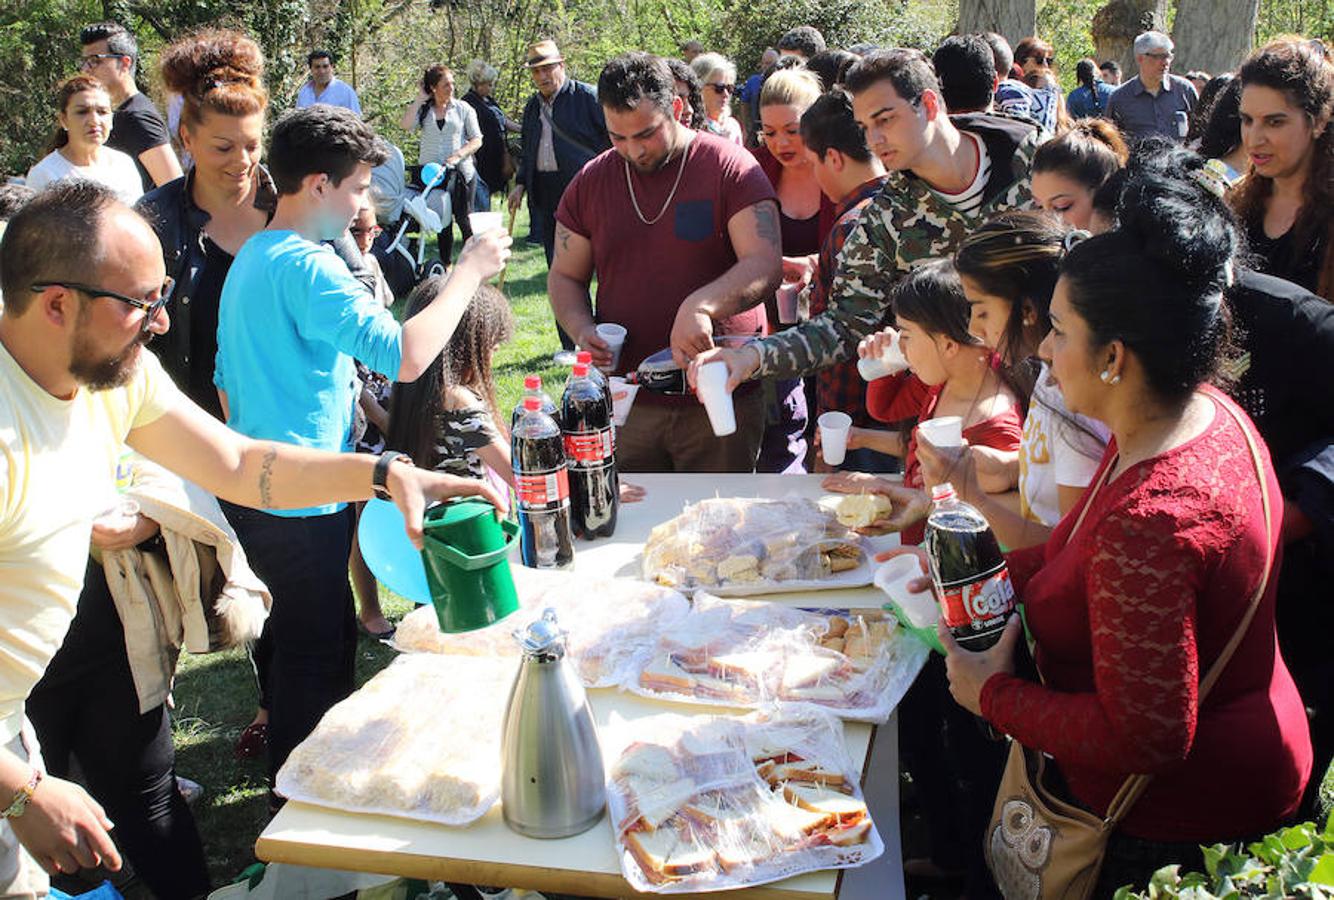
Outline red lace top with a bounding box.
[980,388,1312,842]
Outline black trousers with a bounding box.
[220,502,357,784]
[27,559,210,899]
[532,170,574,350]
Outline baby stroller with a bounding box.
[369,145,461,299]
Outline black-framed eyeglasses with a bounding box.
[707,83,736,95]
[31,278,174,334]
[79,53,123,70]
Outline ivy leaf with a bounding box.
[1310,850,1334,887]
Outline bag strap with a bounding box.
[539,103,600,164]
[1100,395,1276,825]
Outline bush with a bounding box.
[1113,814,1334,899]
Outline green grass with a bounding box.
[170,204,565,889]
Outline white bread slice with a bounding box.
[681,793,759,829]
[779,654,844,691]
[626,776,698,831]
[716,831,778,872]
[782,782,867,822]
[823,818,872,847]
[780,681,852,705]
[613,742,678,783]
[638,655,696,694]
[766,760,846,788]
[690,671,745,701]
[768,800,833,836]
[624,826,718,881]
[707,649,779,684]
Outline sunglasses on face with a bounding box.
[350,225,382,238]
[707,83,735,95]
[1033,55,1055,66]
[31,278,175,334]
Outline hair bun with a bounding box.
[160,29,264,96]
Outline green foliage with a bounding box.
[708,0,956,78]
[1112,814,1334,900]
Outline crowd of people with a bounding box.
[0,14,1332,900]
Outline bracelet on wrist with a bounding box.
[1,768,41,819]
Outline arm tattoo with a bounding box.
[556,223,571,256]
[258,445,277,509]
[753,201,781,250]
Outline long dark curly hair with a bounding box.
[1231,38,1334,299]
[386,278,514,469]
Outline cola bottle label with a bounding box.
[515,467,570,509]
[563,428,615,467]
[938,562,1015,649]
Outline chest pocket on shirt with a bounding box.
[674,200,715,242]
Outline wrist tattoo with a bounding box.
[258,445,277,508]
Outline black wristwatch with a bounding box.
[372,452,413,500]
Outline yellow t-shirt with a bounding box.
[0,341,179,741]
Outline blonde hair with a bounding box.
[759,67,823,110]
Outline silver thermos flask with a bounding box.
[501,609,606,838]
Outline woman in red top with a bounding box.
[937,164,1312,894]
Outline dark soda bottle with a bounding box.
[573,350,613,421]
[560,362,619,539]
[512,396,575,569]
[625,347,689,396]
[511,374,558,431]
[923,482,1015,651]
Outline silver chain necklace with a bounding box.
[624,137,691,226]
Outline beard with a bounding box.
[69,325,149,391]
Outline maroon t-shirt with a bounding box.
[557,131,777,375]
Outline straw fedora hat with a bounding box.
[526,40,564,68]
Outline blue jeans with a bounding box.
[472,176,492,211]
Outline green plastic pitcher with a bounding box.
[420,499,520,633]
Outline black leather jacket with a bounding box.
[136,166,376,411]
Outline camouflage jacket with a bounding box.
[754,114,1042,380]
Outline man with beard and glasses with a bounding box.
[549,52,780,473]
[0,180,502,894]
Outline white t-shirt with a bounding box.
[296,77,362,115]
[25,147,143,206]
[932,132,991,216]
[0,341,178,741]
[1018,363,1111,525]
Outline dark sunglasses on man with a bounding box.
[30,278,175,334]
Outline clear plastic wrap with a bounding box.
[392,566,691,687]
[275,654,515,825]
[626,594,929,723]
[640,497,872,596]
[604,704,883,893]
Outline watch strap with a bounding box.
[373,452,412,500]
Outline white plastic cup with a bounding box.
[468,211,504,234]
[775,281,801,324]
[818,411,853,466]
[695,361,737,436]
[916,415,964,449]
[595,323,628,372]
[94,497,140,530]
[857,331,908,381]
[607,376,640,427]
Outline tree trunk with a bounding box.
[1091,0,1167,76]
[958,0,1037,44]
[1171,0,1260,76]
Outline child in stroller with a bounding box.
[369,143,464,299]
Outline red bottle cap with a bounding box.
[575,350,593,365]
[572,363,590,377]
[523,396,541,411]
[524,374,541,390]
[930,483,956,502]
